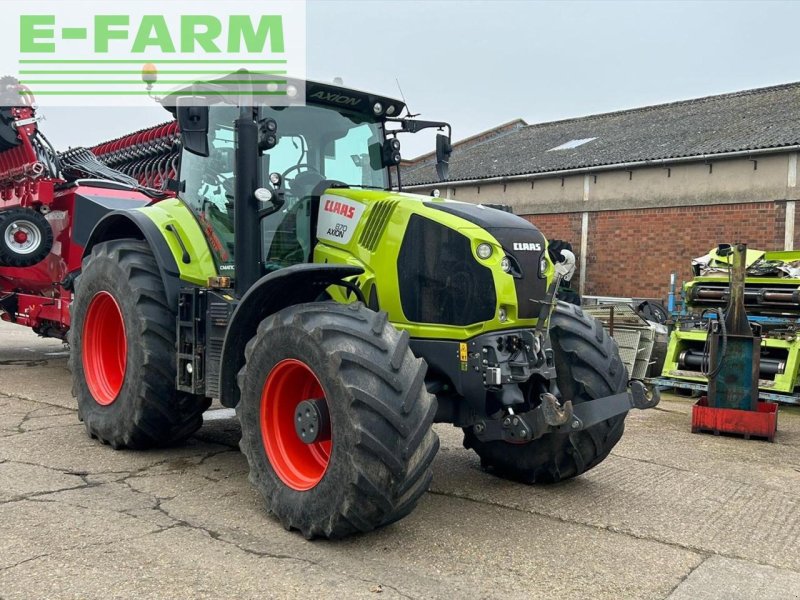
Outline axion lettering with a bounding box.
[310,91,362,107]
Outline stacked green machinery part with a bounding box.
[660,247,800,402]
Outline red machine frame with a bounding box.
[0,100,177,338]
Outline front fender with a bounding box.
[218,263,364,407]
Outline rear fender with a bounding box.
[83,211,183,306]
[83,198,217,307]
[218,264,364,407]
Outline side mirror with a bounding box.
[176,99,209,157]
[436,133,452,181]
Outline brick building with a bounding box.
[402,83,800,301]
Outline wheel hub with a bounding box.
[4,220,40,254]
[294,398,329,444]
[81,291,127,405]
[260,359,332,491]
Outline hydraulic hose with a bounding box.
[700,307,727,380]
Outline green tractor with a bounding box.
[67,74,658,538]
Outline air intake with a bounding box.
[358,200,398,251]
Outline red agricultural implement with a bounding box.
[0,83,177,337]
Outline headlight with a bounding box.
[498,307,508,322]
[476,243,493,260]
[540,257,548,276]
[501,256,512,273]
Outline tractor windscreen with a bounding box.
[263,104,387,191]
[260,104,387,271]
[180,103,387,271]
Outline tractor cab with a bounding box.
[168,74,452,294]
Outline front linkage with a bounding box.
[472,249,660,444]
[473,380,660,443]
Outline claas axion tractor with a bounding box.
[0,73,658,538]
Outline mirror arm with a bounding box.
[257,190,285,220]
[387,118,451,138]
[257,203,283,220]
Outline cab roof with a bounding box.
[162,72,405,120]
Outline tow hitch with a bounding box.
[473,380,660,443]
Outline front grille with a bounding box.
[485,227,549,320]
[398,214,496,326]
[358,200,398,251]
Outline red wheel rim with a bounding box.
[261,359,331,491]
[82,291,127,406]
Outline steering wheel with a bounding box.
[281,163,326,200]
[281,163,324,181]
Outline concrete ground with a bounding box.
[1,320,799,600]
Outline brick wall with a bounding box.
[522,212,584,283]
[522,202,788,301]
[522,213,583,252]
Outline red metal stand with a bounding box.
[691,397,778,442]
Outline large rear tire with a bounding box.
[463,302,628,483]
[237,302,439,539]
[70,240,210,449]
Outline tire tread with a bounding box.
[70,240,210,449]
[237,302,438,538]
[463,301,628,484]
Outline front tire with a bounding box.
[463,302,628,483]
[70,240,210,449]
[237,302,439,539]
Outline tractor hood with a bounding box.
[423,200,549,320]
[313,188,552,334]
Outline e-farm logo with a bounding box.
[1,0,306,107]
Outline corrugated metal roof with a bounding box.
[403,82,800,186]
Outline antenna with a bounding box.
[395,78,419,118]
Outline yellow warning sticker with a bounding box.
[459,343,468,362]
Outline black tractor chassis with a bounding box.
[471,380,659,444]
[176,292,659,444]
[412,329,660,443]
[411,328,556,415]
[176,287,237,398]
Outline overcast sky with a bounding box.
[38,0,800,158]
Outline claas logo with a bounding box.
[323,199,356,219]
[513,242,542,251]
